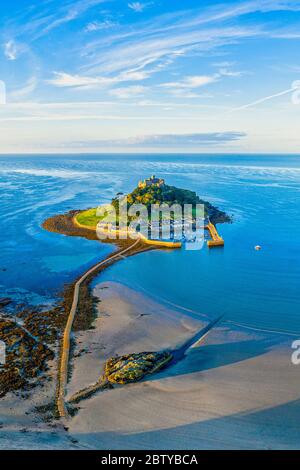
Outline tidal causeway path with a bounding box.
[57,238,141,419]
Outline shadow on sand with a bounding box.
[70,398,300,450]
[144,331,280,383]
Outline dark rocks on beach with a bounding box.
[16,307,62,344]
[104,351,173,385]
[0,318,54,398]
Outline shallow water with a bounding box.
[0,154,299,334]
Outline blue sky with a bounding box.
[1,0,300,153]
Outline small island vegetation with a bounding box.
[75,176,230,229]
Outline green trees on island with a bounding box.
[76,180,230,228]
[112,184,204,212]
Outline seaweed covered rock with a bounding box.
[104,351,172,384]
[0,318,54,397]
[68,351,173,405]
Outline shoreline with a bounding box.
[66,281,300,450]
[1,278,299,449]
[1,210,299,449]
[0,210,160,448]
[0,211,156,405]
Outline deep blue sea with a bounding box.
[0,154,299,335]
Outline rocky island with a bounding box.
[74,175,231,232]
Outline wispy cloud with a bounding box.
[213,61,236,68]
[218,67,244,77]
[84,25,259,78]
[9,77,38,100]
[109,85,147,98]
[4,40,18,60]
[160,75,219,90]
[7,0,110,41]
[159,69,242,97]
[47,68,151,88]
[3,0,300,154]
[80,0,300,87]
[127,131,246,146]
[166,90,214,99]
[85,19,117,32]
[6,0,300,98]
[47,72,112,88]
[128,2,151,13]
[71,131,246,147]
[37,0,109,38]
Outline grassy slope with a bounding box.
[75,208,99,227]
[75,208,127,228]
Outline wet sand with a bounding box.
[66,282,300,450]
[66,282,202,399]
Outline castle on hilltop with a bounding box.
[138,175,165,189]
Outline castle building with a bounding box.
[138,175,165,189]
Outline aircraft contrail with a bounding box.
[229,86,297,112]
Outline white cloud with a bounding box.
[9,77,37,100]
[118,69,151,81]
[17,0,109,41]
[2,0,300,153]
[128,2,149,13]
[160,75,218,90]
[71,131,247,147]
[81,1,300,86]
[4,40,18,60]
[47,67,242,99]
[47,72,112,88]
[85,20,117,32]
[84,23,260,80]
[57,0,109,27]
[109,85,147,98]
[167,89,214,99]
[159,69,243,96]
[213,61,236,68]
[47,69,151,89]
[218,68,243,77]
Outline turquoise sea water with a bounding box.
[0,154,299,334]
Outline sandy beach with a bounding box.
[65,281,300,450]
[1,280,299,450]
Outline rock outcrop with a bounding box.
[68,351,173,405]
[105,351,172,384]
